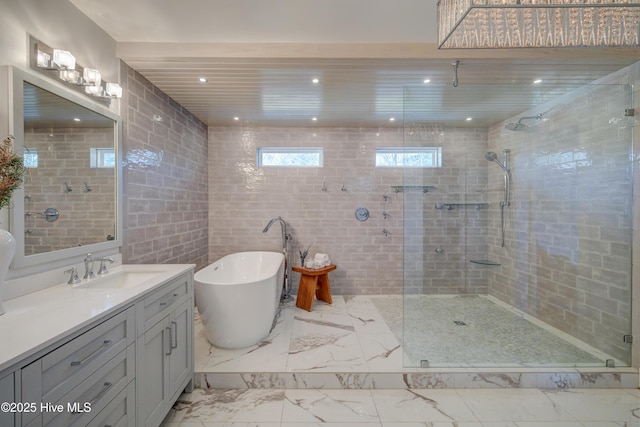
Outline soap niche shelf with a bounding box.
[469,259,501,266]
[390,185,436,193]
[435,203,489,211]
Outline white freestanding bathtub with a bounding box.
[194,251,285,349]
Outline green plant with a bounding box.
[0,136,25,210]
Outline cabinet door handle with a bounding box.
[70,340,112,366]
[171,321,178,349]
[165,327,173,355]
[89,381,113,406]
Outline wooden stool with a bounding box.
[292,264,336,311]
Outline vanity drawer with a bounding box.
[43,344,135,427]
[138,274,192,335]
[86,379,135,427]
[22,306,135,407]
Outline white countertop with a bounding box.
[0,264,194,373]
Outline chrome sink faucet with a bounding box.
[83,253,95,280]
[96,257,115,275]
[65,267,81,284]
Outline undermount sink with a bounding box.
[74,267,168,289]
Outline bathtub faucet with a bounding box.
[263,216,289,251]
[263,216,292,301]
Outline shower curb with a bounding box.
[194,369,639,390]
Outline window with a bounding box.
[90,147,116,168]
[23,147,38,168]
[257,147,323,167]
[375,147,442,168]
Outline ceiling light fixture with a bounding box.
[199,77,208,83]
[438,0,640,49]
[389,117,396,122]
[533,79,543,84]
[312,117,318,121]
[30,36,122,102]
[424,79,431,83]
[312,78,319,84]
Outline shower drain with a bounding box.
[453,320,467,326]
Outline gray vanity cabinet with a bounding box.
[0,266,194,427]
[0,372,15,426]
[136,273,194,427]
[19,306,136,427]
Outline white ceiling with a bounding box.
[69,0,640,128]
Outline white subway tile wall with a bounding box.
[120,62,209,268]
[486,77,635,363]
[23,128,115,253]
[208,125,489,295]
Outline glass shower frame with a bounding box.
[402,82,634,368]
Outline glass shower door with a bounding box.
[401,82,634,368]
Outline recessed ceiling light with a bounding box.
[466,117,472,121]
[423,79,431,84]
[533,79,542,84]
[389,117,395,122]
[312,78,319,84]
[312,117,317,121]
[199,77,208,83]
[233,116,239,121]
[73,118,81,122]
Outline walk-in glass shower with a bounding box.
[401,82,634,368]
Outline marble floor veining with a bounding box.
[162,387,640,426]
[193,295,636,390]
[162,295,640,426]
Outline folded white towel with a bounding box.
[313,253,331,267]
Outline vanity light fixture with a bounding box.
[30,36,122,103]
[105,82,123,98]
[52,49,76,70]
[59,69,82,85]
[85,84,103,96]
[36,50,50,68]
[83,68,101,86]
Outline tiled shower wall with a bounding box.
[208,126,405,295]
[403,127,489,294]
[486,79,635,363]
[208,125,488,295]
[120,62,209,269]
[23,128,115,254]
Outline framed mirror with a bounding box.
[6,67,121,272]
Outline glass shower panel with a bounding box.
[402,83,633,368]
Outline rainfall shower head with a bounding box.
[505,113,543,131]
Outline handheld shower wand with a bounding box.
[486,150,511,247]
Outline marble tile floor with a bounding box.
[193,295,638,390]
[161,387,640,426]
[166,295,640,425]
